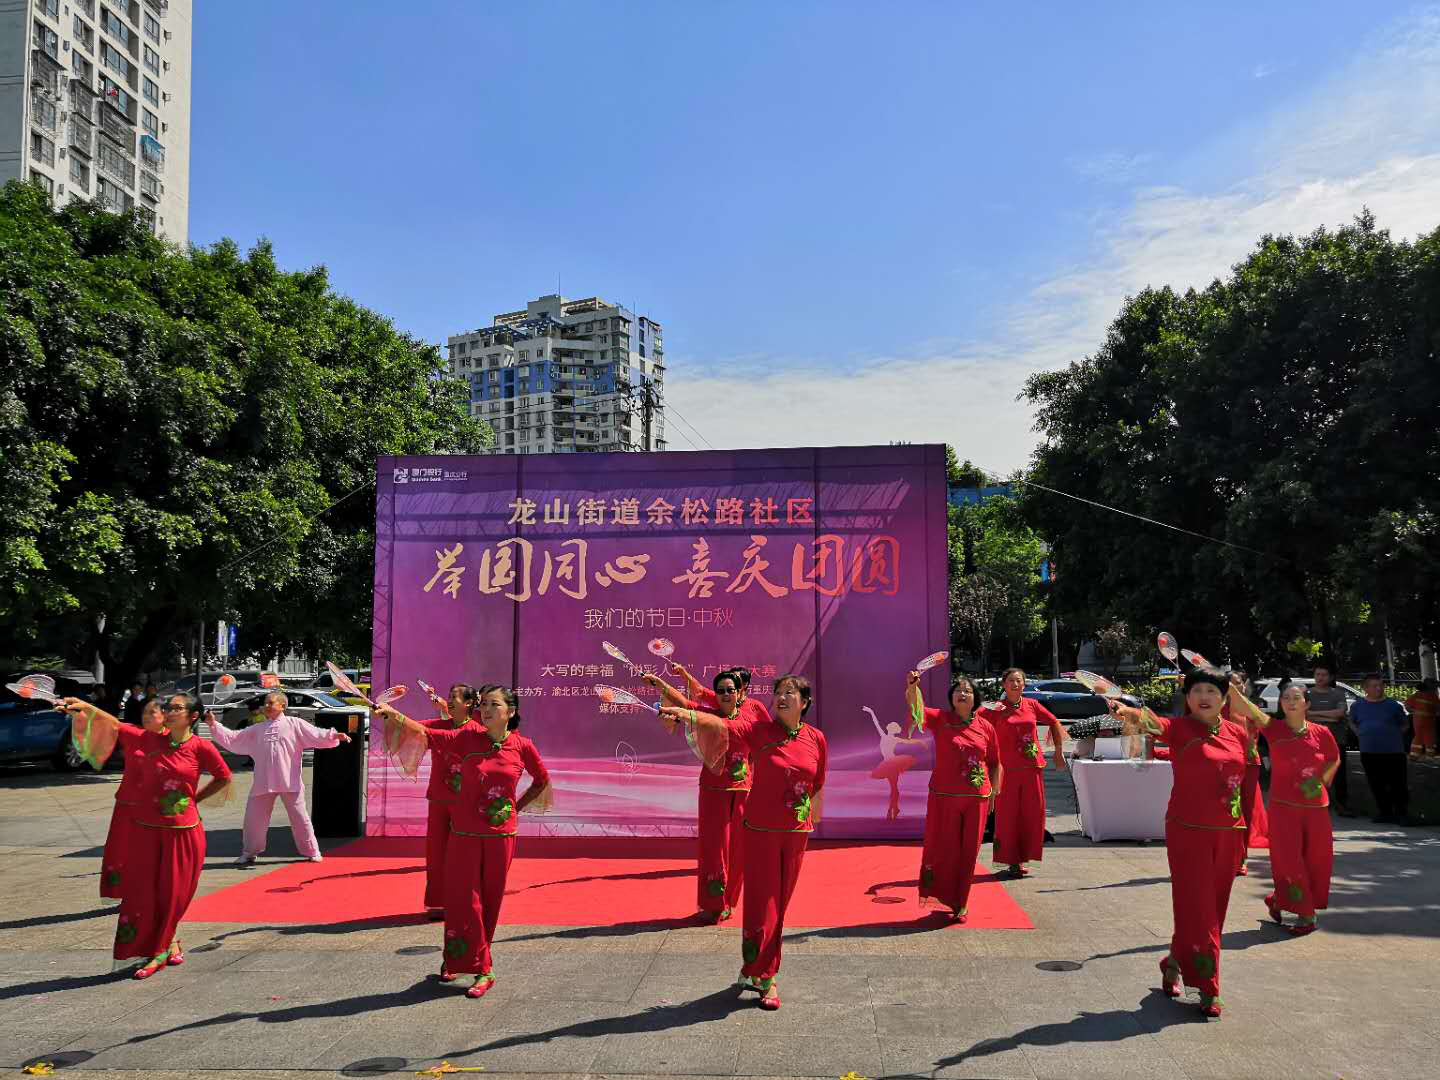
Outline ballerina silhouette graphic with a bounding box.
[864,706,926,820]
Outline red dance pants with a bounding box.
[1237,763,1269,872]
[1165,823,1243,998]
[992,768,1045,866]
[113,822,206,965]
[1266,803,1332,918]
[425,800,454,909]
[101,802,138,900]
[741,827,809,982]
[443,833,515,976]
[696,788,746,914]
[919,792,987,912]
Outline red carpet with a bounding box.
[186,837,1031,930]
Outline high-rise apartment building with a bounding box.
[447,294,667,455]
[1,0,192,241]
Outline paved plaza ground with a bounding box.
[1,760,1437,1080]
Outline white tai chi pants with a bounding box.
[242,789,321,858]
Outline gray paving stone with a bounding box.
[879,1035,1036,1079]
[734,1033,883,1078]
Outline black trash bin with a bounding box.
[310,708,365,838]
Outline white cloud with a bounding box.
[666,9,1440,475]
[1252,62,1279,80]
[1066,151,1156,183]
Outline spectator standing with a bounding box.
[1350,674,1411,824]
[1308,666,1352,815]
[1404,678,1438,757]
[122,682,146,726]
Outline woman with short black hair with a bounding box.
[1110,666,1251,1018]
[376,685,550,999]
[61,692,231,978]
[419,683,480,918]
[660,673,826,1011]
[905,672,1001,922]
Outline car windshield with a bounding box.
[302,691,352,708]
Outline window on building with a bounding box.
[73,16,94,51]
[34,19,60,56]
[77,0,96,15]
[39,0,60,19]
[143,11,160,41]
[143,45,160,74]
[29,168,54,195]
[100,6,129,45]
[30,132,55,167]
[69,155,90,191]
[142,77,159,105]
[100,42,130,80]
[142,108,158,136]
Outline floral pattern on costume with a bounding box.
[116,913,137,944]
[789,781,813,825]
[967,756,987,789]
[1192,950,1216,978]
[1020,736,1039,763]
[1299,767,1324,801]
[1286,880,1305,903]
[706,876,726,898]
[444,929,468,959]
[1225,775,1243,820]
[728,756,749,784]
[446,762,463,794]
[159,780,191,818]
[484,782,515,827]
[741,930,760,964]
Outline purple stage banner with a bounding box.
[368,445,951,839]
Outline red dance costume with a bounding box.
[421,726,550,977]
[685,691,759,916]
[112,728,230,967]
[100,729,159,901]
[421,715,474,910]
[1265,722,1339,918]
[916,707,1000,913]
[1235,716,1270,873]
[978,698,1061,866]
[725,712,827,984]
[1150,712,1248,999]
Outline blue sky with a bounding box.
[191,2,1440,467]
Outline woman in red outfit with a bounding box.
[377,685,551,999]
[661,674,826,1012]
[419,683,479,919]
[644,668,756,924]
[1111,667,1251,1018]
[1230,672,1269,877]
[1257,683,1340,935]
[63,693,231,978]
[99,697,166,902]
[977,668,1065,877]
[905,672,1002,921]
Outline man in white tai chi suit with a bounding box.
[208,690,351,867]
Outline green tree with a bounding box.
[1021,211,1440,673]
[0,182,491,700]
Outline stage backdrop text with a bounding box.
[369,445,951,839]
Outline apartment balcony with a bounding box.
[139,170,161,200]
[144,0,169,16]
[69,117,94,158]
[97,142,136,187]
[100,107,137,152]
[31,50,63,97]
[31,93,58,134]
[139,134,165,173]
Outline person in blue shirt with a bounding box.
[1349,674,1411,825]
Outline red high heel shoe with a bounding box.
[465,974,495,999]
[132,958,165,980]
[166,943,184,966]
[1287,920,1318,937]
[1159,957,1181,998]
[1200,995,1223,1018]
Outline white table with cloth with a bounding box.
[1069,755,1174,841]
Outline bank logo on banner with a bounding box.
[393,467,410,484]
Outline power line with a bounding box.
[968,465,1287,563]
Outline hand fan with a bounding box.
[1181,648,1212,668]
[601,641,635,667]
[373,685,407,706]
[325,660,375,706]
[914,651,949,672]
[1073,669,1126,699]
[208,673,238,706]
[1156,631,1179,663]
[5,674,59,704]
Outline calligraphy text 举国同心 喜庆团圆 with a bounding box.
[422,534,901,603]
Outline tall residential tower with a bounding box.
[2,0,192,241]
[447,294,667,455]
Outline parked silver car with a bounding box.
[202,688,368,741]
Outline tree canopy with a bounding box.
[1021,211,1440,673]
[0,181,490,696]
